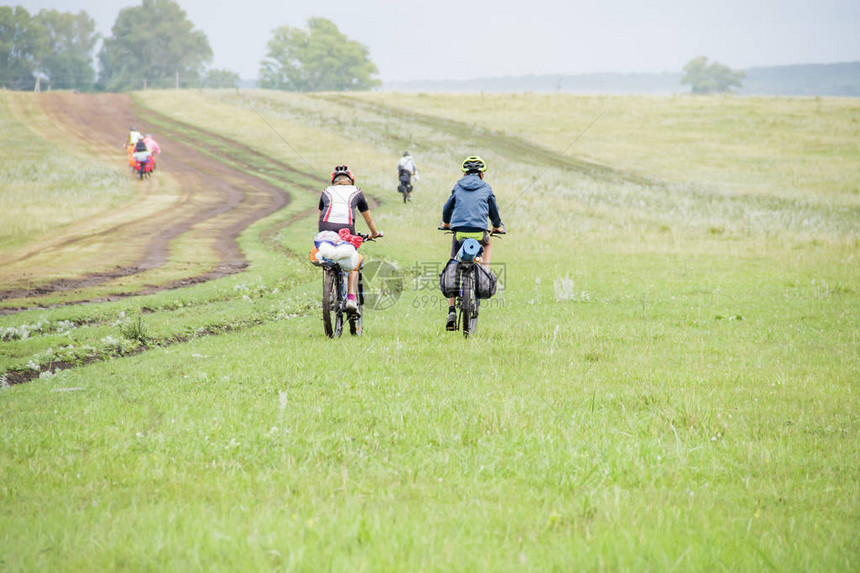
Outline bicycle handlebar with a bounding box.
[437,225,506,236]
[355,231,383,241]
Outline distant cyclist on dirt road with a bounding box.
[440,155,504,330]
[143,134,161,156]
[318,165,382,315]
[127,127,142,146]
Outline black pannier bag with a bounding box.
[439,260,498,299]
[439,259,460,297]
[474,263,497,299]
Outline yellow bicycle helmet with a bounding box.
[461,155,487,174]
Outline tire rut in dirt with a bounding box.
[0,93,298,304]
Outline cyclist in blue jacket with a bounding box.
[440,155,504,329]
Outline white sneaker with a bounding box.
[345,298,360,315]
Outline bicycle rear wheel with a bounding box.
[460,272,478,337]
[322,270,344,338]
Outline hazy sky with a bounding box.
[16,0,860,82]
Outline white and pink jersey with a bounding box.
[143,136,161,155]
[318,185,369,232]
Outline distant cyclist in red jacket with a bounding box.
[318,165,381,314]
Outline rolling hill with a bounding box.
[382,61,860,96]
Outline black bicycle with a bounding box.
[320,232,381,338]
[438,227,504,337]
[398,170,413,203]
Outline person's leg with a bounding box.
[481,241,492,266]
[446,235,460,329]
[346,270,359,313]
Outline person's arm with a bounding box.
[361,210,381,238]
[488,192,502,230]
[441,192,456,227]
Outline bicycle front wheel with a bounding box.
[322,270,343,338]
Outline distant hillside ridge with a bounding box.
[383,72,685,94]
[741,62,860,96]
[382,62,860,96]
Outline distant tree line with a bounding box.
[0,6,99,91]
[1,2,379,93]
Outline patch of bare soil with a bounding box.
[0,93,293,305]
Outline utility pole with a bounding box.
[176,72,180,90]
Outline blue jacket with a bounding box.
[441,174,502,232]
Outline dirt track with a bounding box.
[0,93,292,305]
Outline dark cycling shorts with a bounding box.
[319,221,355,235]
[450,230,490,258]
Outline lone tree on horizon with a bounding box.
[681,56,745,94]
[97,0,212,91]
[259,17,380,92]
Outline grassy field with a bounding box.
[1,90,858,571]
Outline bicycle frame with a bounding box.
[318,231,378,338]
[321,261,362,338]
[324,264,348,308]
[455,259,480,337]
[448,236,484,337]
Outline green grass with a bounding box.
[1,91,858,571]
[353,92,860,199]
